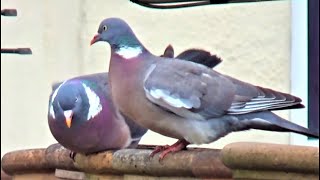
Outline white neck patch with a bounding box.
[49,81,67,119]
[81,83,103,120]
[115,46,142,59]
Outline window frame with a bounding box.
[290,0,319,147]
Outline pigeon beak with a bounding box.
[90,34,100,46]
[64,110,73,128]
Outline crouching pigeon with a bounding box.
[90,18,319,160]
[48,72,147,158]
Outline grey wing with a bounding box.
[143,59,303,121]
[225,75,303,114]
[143,60,236,120]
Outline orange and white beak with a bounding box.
[64,110,73,128]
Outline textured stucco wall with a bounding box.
[1,0,294,157]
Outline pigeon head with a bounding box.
[90,18,141,48]
[48,80,102,128]
[90,18,148,59]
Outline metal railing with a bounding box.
[1,8,32,55]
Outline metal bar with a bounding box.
[1,9,17,16]
[131,0,210,9]
[133,0,208,3]
[1,48,32,55]
[134,0,276,3]
[130,0,280,9]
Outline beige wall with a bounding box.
[1,0,293,157]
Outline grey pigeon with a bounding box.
[48,44,220,158]
[90,18,319,160]
[48,72,147,157]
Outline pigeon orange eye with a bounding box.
[103,25,107,31]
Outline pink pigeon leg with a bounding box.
[150,139,190,161]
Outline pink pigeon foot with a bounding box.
[150,139,190,161]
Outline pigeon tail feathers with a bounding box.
[235,111,319,138]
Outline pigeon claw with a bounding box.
[149,139,190,161]
[149,145,170,158]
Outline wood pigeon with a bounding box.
[90,18,319,160]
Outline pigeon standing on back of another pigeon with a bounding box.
[90,18,319,160]
[48,44,221,158]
